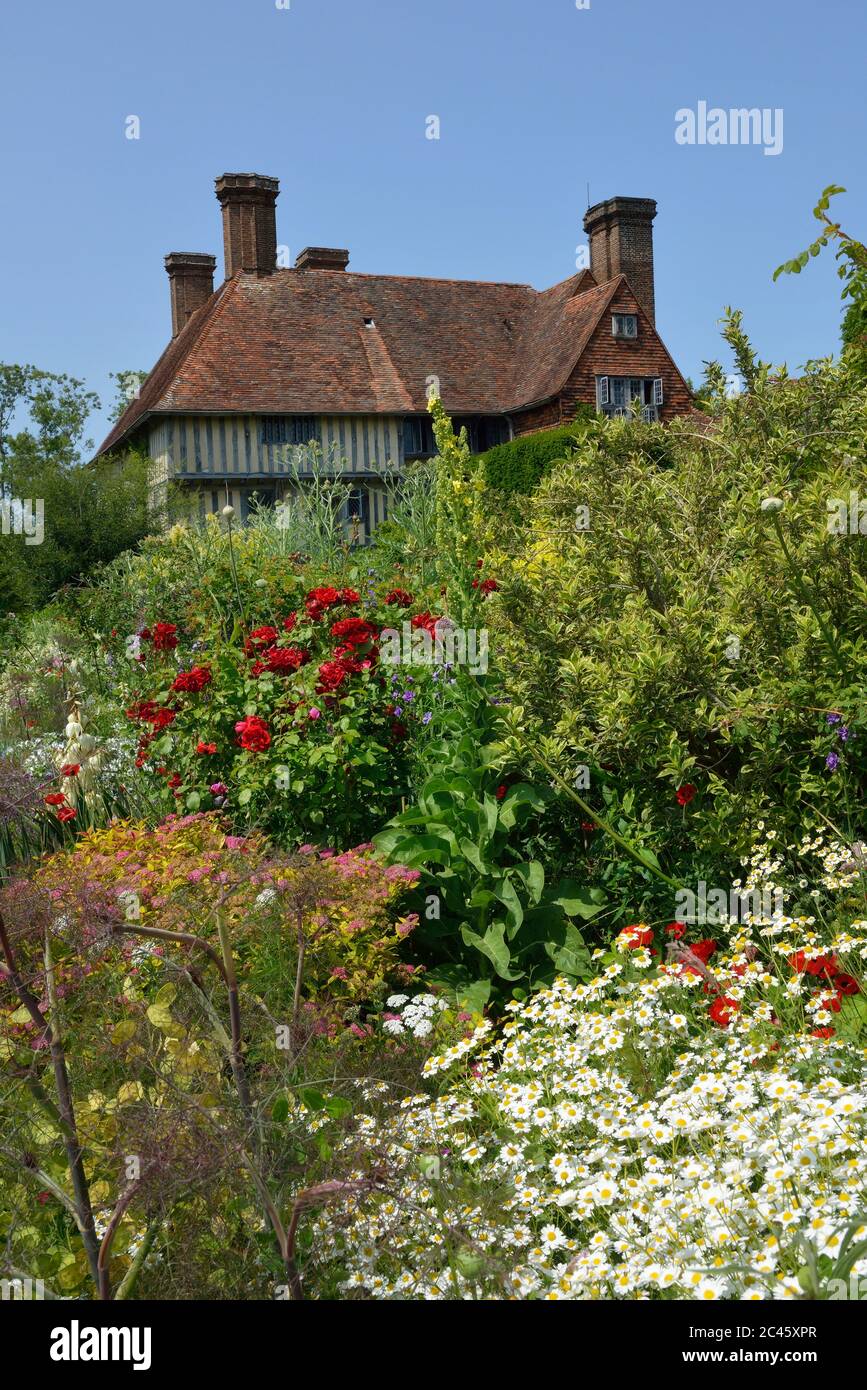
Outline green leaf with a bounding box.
[237,788,252,806]
[552,879,606,919]
[271,1096,289,1123]
[460,920,522,980]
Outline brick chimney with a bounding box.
[294,247,350,272]
[215,173,279,278]
[583,196,657,325]
[164,253,217,337]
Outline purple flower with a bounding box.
[827,713,842,725]
[402,690,415,702]
[422,712,432,724]
[838,726,851,742]
[209,782,227,796]
[826,752,840,771]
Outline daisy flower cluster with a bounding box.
[381,993,449,1039]
[309,834,867,1300]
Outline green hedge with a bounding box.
[477,419,590,495]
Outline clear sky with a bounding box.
[1,0,865,449]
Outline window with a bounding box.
[403,417,436,457]
[345,487,369,536]
[240,486,277,522]
[596,377,664,421]
[261,416,321,446]
[612,313,638,339]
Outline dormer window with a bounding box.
[612,313,638,339]
[363,317,376,328]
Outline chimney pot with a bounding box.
[294,247,350,272]
[215,173,280,279]
[164,252,216,337]
[583,196,657,325]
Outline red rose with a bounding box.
[316,660,349,693]
[234,715,271,752]
[150,622,178,652]
[385,589,413,607]
[340,588,360,603]
[167,773,182,790]
[305,587,341,620]
[150,707,177,731]
[495,784,507,799]
[330,617,377,648]
[708,995,739,1027]
[60,763,81,777]
[246,626,278,655]
[676,784,696,806]
[57,806,77,823]
[196,741,218,755]
[411,612,440,636]
[282,612,298,634]
[263,645,310,674]
[171,665,212,693]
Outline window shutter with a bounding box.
[597,376,609,407]
[654,378,664,405]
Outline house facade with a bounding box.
[97,175,693,536]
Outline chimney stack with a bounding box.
[164,253,217,337]
[583,196,657,325]
[215,173,279,279]
[294,247,350,272]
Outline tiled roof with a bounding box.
[97,266,625,455]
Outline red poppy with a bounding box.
[812,1027,835,1039]
[676,784,696,806]
[689,939,717,963]
[789,951,838,977]
[234,716,271,752]
[617,924,654,949]
[385,589,413,607]
[44,793,66,806]
[665,922,686,939]
[60,764,81,778]
[708,995,739,1027]
[57,806,77,823]
[833,972,860,996]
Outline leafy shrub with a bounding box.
[477,423,580,496]
[485,341,867,921]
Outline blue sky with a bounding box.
[1,0,864,449]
